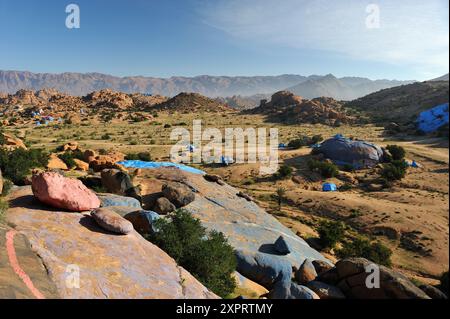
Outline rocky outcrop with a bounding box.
[135,167,330,288]
[5,186,218,299]
[318,258,431,299]
[250,90,353,126]
[32,172,100,212]
[0,132,27,150]
[162,182,195,208]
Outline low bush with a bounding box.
[58,152,77,169]
[337,237,392,267]
[381,160,408,181]
[0,148,49,185]
[1,179,14,196]
[386,145,406,161]
[308,159,339,178]
[164,124,172,128]
[276,164,293,179]
[0,197,9,223]
[288,135,323,149]
[125,152,152,161]
[317,220,345,249]
[147,209,237,298]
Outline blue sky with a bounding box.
[0,0,448,81]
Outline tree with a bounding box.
[275,187,286,211]
[147,209,237,298]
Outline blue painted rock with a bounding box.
[98,193,142,209]
[268,280,320,299]
[235,249,292,289]
[274,235,291,255]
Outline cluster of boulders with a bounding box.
[236,245,446,299]
[46,142,126,172]
[0,132,27,150]
[250,91,354,126]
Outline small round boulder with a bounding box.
[91,208,134,235]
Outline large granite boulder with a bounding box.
[235,249,292,289]
[268,280,320,299]
[5,186,218,299]
[306,281,346,299]
[162,182,195,208]
[32,172,100,211]
[0,225,59,299]
[319,258,431,299]
[134,167,330,290]
[100,169,137,197]
[98,193,141,209]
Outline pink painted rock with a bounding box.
[32,172,100,211]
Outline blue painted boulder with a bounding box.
[98,194,142,209]
[235,249,292,289]
[268,280,319,299]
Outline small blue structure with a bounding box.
[35,121,41,126]
[278,143,286,149]
[322,183,337,192]
[221,155,234,166]
[411,161,419,168]
[417,103,449,133]
[187,144,196,152]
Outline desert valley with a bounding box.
[0,71,448,300]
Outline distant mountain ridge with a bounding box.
[287,74,415,100]
[0,70,413,99]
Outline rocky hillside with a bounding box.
[250,91,354,126]
[345,81,449,124]
[0,89,168,125]
[154,92,232,113]
[287,74,414,100]
[0,70,413,99]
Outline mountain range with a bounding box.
[0,70,414,100]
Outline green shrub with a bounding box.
[386,145,406,161]
[308,159,339,178]
[337,237,392,267]
[0,197,9,223]
[148,210,236,297]
[317,220,345,249]
[58,152,77,169]
[2,179,14,196]
[381,160,408,181]
[101,133,111,140]
[288,135,322,149]
[125,152,152,161]
[0,148,49,185]
[164,124,171,128]
[277,164,293,178]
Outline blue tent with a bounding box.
[221,156,234,166]
[117,160,205,175]
[278,143,286,149]
[417,103,449,133]
[322,183,337,192]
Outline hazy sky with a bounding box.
[0,0,448,80]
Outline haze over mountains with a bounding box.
[0,70,413,100]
